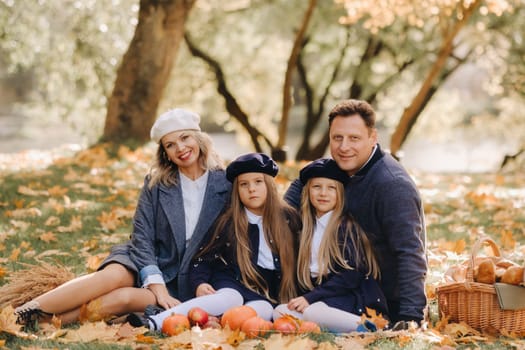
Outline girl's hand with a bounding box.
[287,297,309,313]
[148,283,181,309]
[196,283,216,297]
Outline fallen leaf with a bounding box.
[39,231,58,243]
[62,321,119,343]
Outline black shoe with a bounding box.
[391,320,408,331]
[126,312,155,329]
[126,304,164,330]
[144,304,164,317]
[14,301,53,326]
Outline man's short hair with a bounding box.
[328,99,376,129]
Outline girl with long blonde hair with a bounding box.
[274,158,389,332]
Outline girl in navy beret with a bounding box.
[274,158,389,332]
[135,153,301,330]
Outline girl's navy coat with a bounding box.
[99,169,231,301]
[189,208,300,304]
[301,219,389,318]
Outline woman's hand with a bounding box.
[196,283,216,297]
[287,296,309,313]
[148,283,181,309]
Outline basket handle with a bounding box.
[466,235,501,283]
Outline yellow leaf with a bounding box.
[39,231,58,243]
[57,216,83,233]
[500,229,516,250]
[5,207,42,218]
[0,305,23,335]
[0,266,6,278]
[361,307,389,330]
[45,216,61,226]
[17,185,47,196]
[136,333,156,344]
[47,185,69,197]
[9,220,31,230]
[9,248,21,261]
[62,321,119,343]
[97,211,121,232]
[85,253,109,272]
[79,298,111,323]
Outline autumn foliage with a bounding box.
[1,144,525,348]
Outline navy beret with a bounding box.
[299,158,349,185]
[226,153,279,182]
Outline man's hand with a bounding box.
[196,283,216,297]
[148,283,181,309]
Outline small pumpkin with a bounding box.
[273,315,299,333]
[241,316,273,338]
[162,313,190,336]
[220,305,257,330]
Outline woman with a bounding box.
[131,153,301,330]
[15,108,231,325]
[274,158,389,332]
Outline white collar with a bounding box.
[316,210,333,228]
[245,208,262,225]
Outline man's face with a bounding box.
[329,114,377,176]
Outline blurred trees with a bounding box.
[0,0,523,162]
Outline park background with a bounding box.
[0,0,524,349]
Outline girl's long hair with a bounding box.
[297,180,380,290]
[148,131,223,188]
[204,174,298,303]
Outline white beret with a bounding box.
[150,108,201,143]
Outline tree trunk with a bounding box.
[102,0,196,142]
[184,34,274,153]
[389,0,480,157]
[275,0,317,161]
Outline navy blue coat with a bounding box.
[301,221,388,318]
[189,208,300,304]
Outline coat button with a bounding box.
[377,298,381,302]
[358,309,362,313]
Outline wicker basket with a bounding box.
[436,236,525,334]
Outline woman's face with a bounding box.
[237,172,268,215]
[161,130,201,170]
[308,177,338,217]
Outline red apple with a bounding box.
[188,307,209,327]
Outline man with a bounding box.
[285,99,427,325]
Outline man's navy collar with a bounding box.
[353,144,384,178]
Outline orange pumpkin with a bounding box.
[298,320,321,333]
[220,305,257,330]
[161,313,190,336]
[241,316,273,338]
[273,315,299,333]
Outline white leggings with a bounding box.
[273,301,361,333]
[148,288,274,330]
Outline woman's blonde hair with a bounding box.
[205,174,298,303]
[148,130,223,188]
[297,179,380,291]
